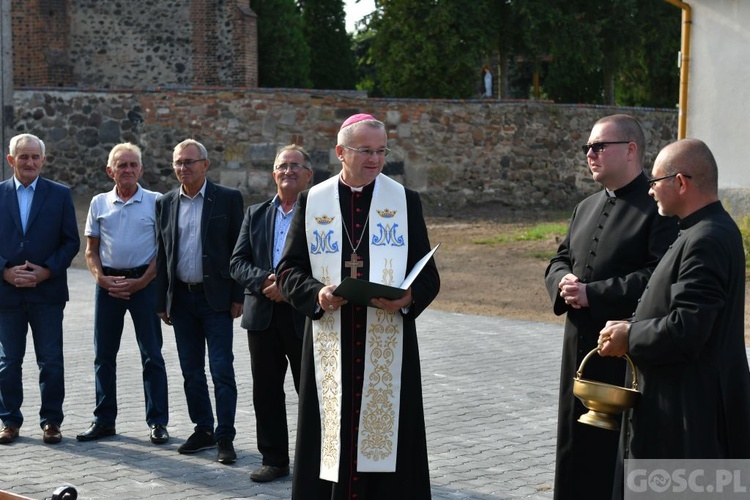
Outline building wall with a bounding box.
[10,89,677,212]
[11,0,257,89]
[684,0,750,189]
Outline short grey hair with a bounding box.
[108,143,143,167]
[174,138,208,159]
[336,119,386,147]
[9,134,46,157]
[274,144,312,170]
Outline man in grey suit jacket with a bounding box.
[0,134,80,445]
[155,139,244,464]
[230,144,311,482]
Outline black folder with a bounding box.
[333,244,440,307]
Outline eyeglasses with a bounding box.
[274,162,310,172]
[172,158,206,168]
[647,173,692,186]
[343,146,391,157]
[581,141,631,155]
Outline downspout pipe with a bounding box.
[664,0,691,139]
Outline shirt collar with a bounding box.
[180,180,207,199]
[14,175,39,191]
[110,183,143,203]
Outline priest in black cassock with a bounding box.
[599,138,750,498]
[277,114,440,499]
[545,114,678,500]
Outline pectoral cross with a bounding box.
[345,253,363,278]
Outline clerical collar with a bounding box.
[605,189,616,198]
[678,200,723,230]
[339,176,372,193]
[612,172,648,197]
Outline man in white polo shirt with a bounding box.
[76,143,169,444]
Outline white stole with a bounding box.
[305,174,408,480]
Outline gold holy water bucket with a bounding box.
[573,347,640,431]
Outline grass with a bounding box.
[474,221,568,245]
[473,213,750,269]
[736,214,750,270]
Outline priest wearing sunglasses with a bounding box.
[545,114,678,500]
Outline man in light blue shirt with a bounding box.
[0,134,79,445]
[155,139,244,465]
[76,143,169,445]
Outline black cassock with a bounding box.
[277,180,440,500]
[612,202,750,498]
[544,173,678,500]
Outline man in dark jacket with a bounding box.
[230,145,312,482]
[600,138,750,496]
[155,139,244,464]
[545,114,678,499]
[0,134,79,445]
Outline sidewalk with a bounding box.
[1,269,562,499]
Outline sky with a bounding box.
[344,0,376,33]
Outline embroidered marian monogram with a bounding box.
[305,173,408,480]
[372,222,405,247]
[310,230,340,255]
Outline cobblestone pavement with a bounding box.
[1,269,562,499]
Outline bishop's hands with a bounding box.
[558,273,589,309]
[371,288,413,314]
[598,320,630,357]
[319,284,348,312]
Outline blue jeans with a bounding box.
[93,282,169,427]
[0,302,65,428]
[170,286,237,441]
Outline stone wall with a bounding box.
[9,88,678,212]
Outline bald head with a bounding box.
[656,138,718,195]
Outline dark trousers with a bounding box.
[0,302,65,429]
[171,286,237,441]
[92,281,169,427]
[249,302,303,467]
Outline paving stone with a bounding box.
[1,269,569,498]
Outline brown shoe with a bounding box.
[42,423,62,444]
[0,425,20,444]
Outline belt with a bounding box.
[102,265,149,279]
[177,280,204,293]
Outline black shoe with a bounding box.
[250,465,290,482]
[149,424,169,444]
[177,430,215,454]
[76,422,116,442]
[216,437,236,464]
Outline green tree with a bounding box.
[251,0,312,88]
[615,0,680,108]
[299,0,357,89]
[369,0,494,98]
[356,0,680,106]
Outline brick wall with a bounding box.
[11,0,257,89]
[10,88,678,212]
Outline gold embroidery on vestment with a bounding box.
[359,309,399,461]
[381,258,394,286]
[316,313,340,468]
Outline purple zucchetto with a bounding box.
[340,113,376,130]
